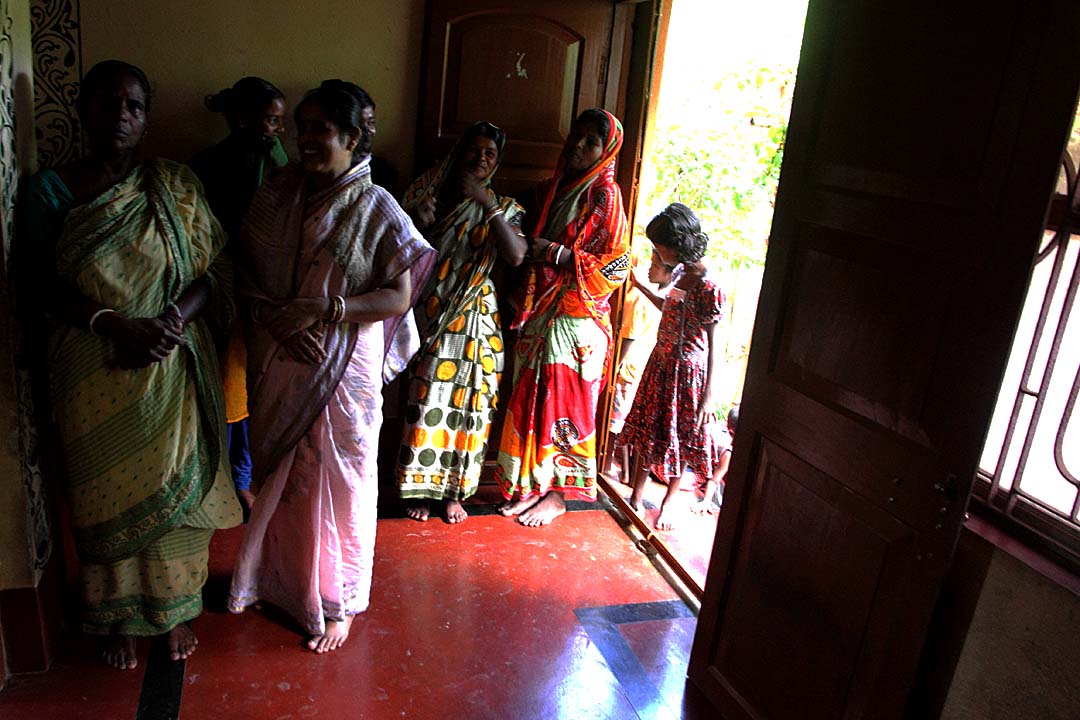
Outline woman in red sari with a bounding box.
[495,109,630,526]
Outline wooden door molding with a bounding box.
[689,1,1080,718]
[415,0,632,199]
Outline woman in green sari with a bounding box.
[21,60,241,669]
[395,121,527,523]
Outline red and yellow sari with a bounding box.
[495,110,630,501]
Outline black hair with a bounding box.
[206,76,283,117]
[76,60,153,118]
[575,108,610,142]
[646,202,709,264]
[295,80,375,161]
[727,405,739,430]
[461,121,505,153]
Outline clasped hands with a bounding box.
[100,304,186,370]
[257,297,331,365]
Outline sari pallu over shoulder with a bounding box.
[48,159,236,564]
[241,161,435,487]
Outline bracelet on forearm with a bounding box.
[88,308,116,335]
[484,204,504,223]
[329,295,346,323]
[555,245,564,266]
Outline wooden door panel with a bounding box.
[810,2,1024,209]
[441,13,582,172]
[774,224,959,443]
[690,0,1080,717]
[707,439,916,720]
[417,1,628,199]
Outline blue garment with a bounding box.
[227,419,253,491]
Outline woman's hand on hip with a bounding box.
[264,297,330,342]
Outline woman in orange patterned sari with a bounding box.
[495,109,630,526]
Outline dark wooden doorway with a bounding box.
[404,0,641,482]
[688,1,1080,718]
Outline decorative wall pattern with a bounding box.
[0,1,17,239]
[4,0,52,573]
[30,0,79,167]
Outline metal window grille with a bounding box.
[974,151,1080,563]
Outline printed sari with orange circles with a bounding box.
[396,132,525,501]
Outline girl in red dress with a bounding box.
[619,203,727,530]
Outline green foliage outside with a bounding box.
[633,59,797,412]
[638,61,793,274]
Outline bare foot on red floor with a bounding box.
[167,623,198,661]
[101,634,138,670]
[445,499,468,524]
[498,495,540,517]
[655,507,678,531]
[518,492,566,527]
[308,615,354,653]
[406,500,431,522]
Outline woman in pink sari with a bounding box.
[227,81,434,653]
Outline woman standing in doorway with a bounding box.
[495,108,630,526]
[396,121,527,523]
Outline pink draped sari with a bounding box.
[227,160,434,634]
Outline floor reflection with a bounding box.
[604,470,721,592]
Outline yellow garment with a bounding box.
[617,284,661,385]
[223,320,248,423]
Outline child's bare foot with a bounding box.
[101,635,138,670]
[498,495,539,517]
[518,492,566,527]
[655,507,678,531]
[238,489,256,511]
[167,622,197,661]
[445,499,468,524]
[406,500,430,522]
[690,498,711,515]
[308,615,353,653]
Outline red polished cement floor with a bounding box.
[0,496,710,719]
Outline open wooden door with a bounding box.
[688,1,1080,718]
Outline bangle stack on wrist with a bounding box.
[329,295,346,323]
[484,204,503,223]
